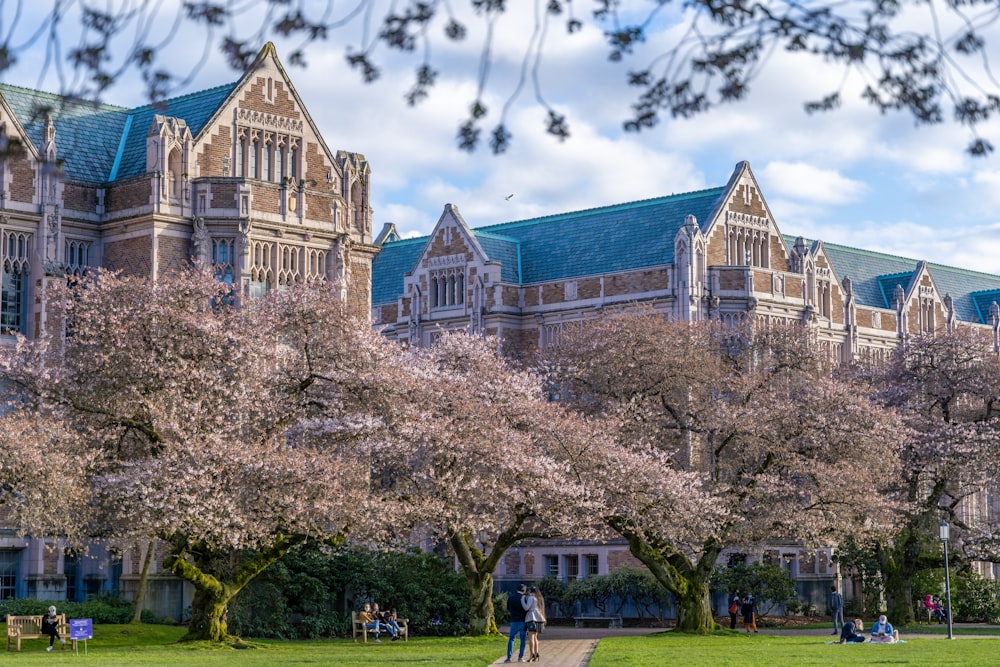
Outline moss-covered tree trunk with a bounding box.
[609,518,719,633]
[466,570,497,636]
[165,535,302,643]
[878,529,923,626]
[451,530,509,636]
[673,576,714,632]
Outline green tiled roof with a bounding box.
[0,84,129,181]
[372,188,726,305]
[788,236,1000,324]
[0,82,237,183]
[474,232,521,284]
[474,189,726,284]
[114,84,237,180]
[371,237,426,305]
[876,272,914,309]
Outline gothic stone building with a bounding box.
[371,160,1000,607]
[0,43,374,616]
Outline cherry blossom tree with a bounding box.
[0,269,408,643]
[861,327,1000,623]
[544,311,907,632]
[381,333,599,635]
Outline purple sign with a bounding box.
[69,618,93,641]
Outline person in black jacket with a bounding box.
[505,584,528,663]
[840,618,867,643]
[728,589,741,629]
[41,605,66,652]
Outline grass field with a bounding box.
[1,625,502,665]
[3,623,1000,666]
[589,630,1000,666]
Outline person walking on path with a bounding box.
[828,585,844,635]
[506,584,528,663]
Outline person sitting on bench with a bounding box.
[41,606,66,652]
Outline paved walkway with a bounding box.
[489,626,664,667]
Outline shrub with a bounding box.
[953,573,1000,623]
[563,567,670,620]
[0,596,133,624]
[230,543,469,639]
[710,563,796,616]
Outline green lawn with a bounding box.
[5,623,1000,666]
[1,625,503,665]
[589,630,1000,666]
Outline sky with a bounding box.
[5,1,1000,274]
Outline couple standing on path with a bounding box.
[506,584,546,663]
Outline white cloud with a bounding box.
[759,162,868,205]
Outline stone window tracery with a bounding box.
[430,268,464,308]
[249,239,273,297]
[64,239,91,276]
[305,248,327,281]
[278,244,302,287]
[1,229,31,335]
[727,211,770,268]
[212,238,235,284]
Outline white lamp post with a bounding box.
[939,520,954,639]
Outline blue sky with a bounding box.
[5,1,1000,273]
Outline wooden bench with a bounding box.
[350,610,409,642]
[6,614,71,652]
[574,614,622,629]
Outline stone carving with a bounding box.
[192,217,211,264]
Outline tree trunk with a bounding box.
[185,586,233,642]
[879,534,920,626]
[165,534,302,643]
[673,575,714,632]
[450,531,506,636]
[466,570,497,636]
[130,539,156,624]
[609,518,718,634]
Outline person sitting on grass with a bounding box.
[839,618,866,643]
[869,614,899,643]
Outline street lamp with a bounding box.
[939,520,954,640]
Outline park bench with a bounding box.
[573,614,623,629]
[5,614,71,652]
[350,610,408,642]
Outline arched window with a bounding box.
[168,148,182,198]
[250,137,259,179]
[261,139,271,181]
[430,276,439,308]
[236,136,245,177]
[276,145,285,183]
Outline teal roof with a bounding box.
[0,82,237,183]
[371,237,426,305]
[114,84,237,180]
[474,189,725,284]
[372,188,726,305]
[474,232,521,284]
[788,236,1000,324]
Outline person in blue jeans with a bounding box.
[505,584,528,663]
[828,585,844,635]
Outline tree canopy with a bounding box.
[543,311,908,631]
[2,0,998,154]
